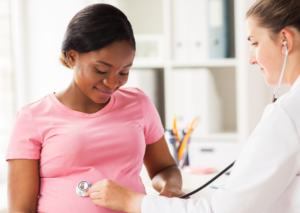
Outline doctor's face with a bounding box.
[246,17,286,86]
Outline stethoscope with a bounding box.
[76,180,92,197]
[76,41,289,199]
[179,40,289,199]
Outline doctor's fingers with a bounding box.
[86,185,99,195]
[86,179,112,195]
[90,191,104,200]
[90,194,127,212]
[91,198,124,212]
[93,179,114,186]
[91,198,105,207]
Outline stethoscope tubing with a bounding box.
[180,161,235,198]
[274,45,289,102]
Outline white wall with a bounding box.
[11,0,92,111]
[0,1,14,210]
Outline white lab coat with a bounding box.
[141,75,300,213]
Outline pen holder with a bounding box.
[165,129,190,168]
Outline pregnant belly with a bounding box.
[37,174,146,213]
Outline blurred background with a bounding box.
[0,0,291,211]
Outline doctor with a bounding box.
[86,0,300,212]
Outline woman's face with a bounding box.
[72,40,135,104]
[246,16,286,85]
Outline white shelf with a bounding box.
[171,58,237,68]
[131,58,236,69]
[191,132,238,141]
[132,61,164,69]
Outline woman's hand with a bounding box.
[86,179,145,213]
[159,183,187,198]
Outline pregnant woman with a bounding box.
[6,4,184,213]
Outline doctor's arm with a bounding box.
[7,159,40,213]
[141,106,300,213]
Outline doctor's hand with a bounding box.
[86,179,145,213]
[159,183,188,198]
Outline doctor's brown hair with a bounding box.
[246,0,300,36]
[60,4,135,69]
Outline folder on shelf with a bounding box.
[208,0,228,59]
[172,0,229,61]
[172,0,189,61]
[187,0,209,61]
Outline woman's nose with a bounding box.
[103,75,120,89]
[248,50,256,65]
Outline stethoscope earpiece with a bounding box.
[283,40,288,46]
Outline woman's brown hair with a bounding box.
[246,0,300,36]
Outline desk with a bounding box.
[140,166,229,199]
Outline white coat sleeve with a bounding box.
[141,105,300,213]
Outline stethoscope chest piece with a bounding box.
[76,181,92,197]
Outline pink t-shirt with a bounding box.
[6,87,164,213]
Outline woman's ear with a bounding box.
[66,50,79,68]
[281,28,295,54]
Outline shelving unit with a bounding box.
[117,0,237,143]
[132,62,164,69]
[93,0,289,149]
[111,0,239,141]
[171,58,237,68]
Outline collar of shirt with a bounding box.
[291,75,300,92]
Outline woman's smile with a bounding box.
[95,87,114,98]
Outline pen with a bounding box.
[172,117,180,146]
[178,118,199,161]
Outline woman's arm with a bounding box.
[143,136,185,197]
[8,159,40,213]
